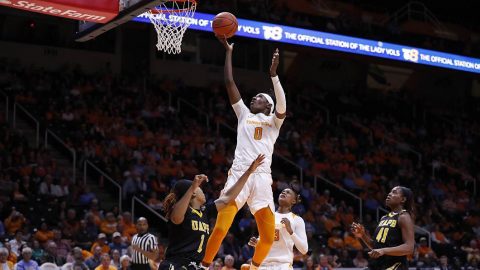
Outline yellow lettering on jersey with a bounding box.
[246,120,272,127]
[192,220,198,231]
[191,220,209,233]
[390,220,397,228]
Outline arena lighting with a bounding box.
[134,12,480,74]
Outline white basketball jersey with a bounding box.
[231,101,283,173]
[263,212,305,265]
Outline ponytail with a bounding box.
[399,186,415,219]
[163,192,177,219]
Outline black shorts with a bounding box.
[158,259,199,270]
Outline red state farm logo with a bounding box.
[0,0,111,22]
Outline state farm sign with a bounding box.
[0,0,118,23]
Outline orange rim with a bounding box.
[149,0,196,14]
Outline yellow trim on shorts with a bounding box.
[386,262,402,270]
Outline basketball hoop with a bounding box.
[147,0,196,54]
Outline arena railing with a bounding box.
[377,206,432,248]
[0,90,9,122]
[314,174,363,223]
[297,94,331,124]
[131,196,167,222]
[431,160,477,195]
[13,102,40,148]
[45,128,76,183]
[84,160,123,212]
[131,196,169,237]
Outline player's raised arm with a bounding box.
[215,154,265,211]
[218,36,242,105]
[270,48,286,124]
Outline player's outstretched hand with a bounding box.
[192,174,208,189]
[217,35,234,52]
[248,237,258,247]
[247,154,265,173]
[368,249,385,258]
[351,222,366,238]
[270,48,279,77]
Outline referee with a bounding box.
[131,217,158,270]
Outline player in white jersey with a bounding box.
[201,37,287,270]
[248,186,308,270]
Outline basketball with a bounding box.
[212,12,238,38]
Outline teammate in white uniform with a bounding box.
[201,37,287,270]
[249,187,308,270]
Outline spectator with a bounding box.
[352,251,368,268]
[71,247,89,270]
[218,234,241,262]
[52,229,71,262]
[327,229,344,250]
[304,256,314,270]
[100,213,118,236]
[31,240,46,263]
[34,222,54,243]
[146,192,162,211]
[118,213,136,242]
[90,234,110,254]
[95,254,116,270]
[119,255,131,270]
[8,231,26,256]
[3,243,16,264]
[439,255,452,270]
[462,239,480,264]
[110,250,121,269]
[4,210,25,236]
[63,209,80,239]
[316,255,333,270]
[0,248,14,270]
[38,175,59,198]
[108,233,128,256]
[221,255,235,270]
[15,247,39,270]
[86,246,103,270]
[76,220,95,249]
[43,241,65,265]
[343,231,362,251]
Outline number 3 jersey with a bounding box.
[370,210,408,270]
[231,94,284,174]
[164,203,217,265]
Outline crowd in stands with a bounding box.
[1,58,480,270]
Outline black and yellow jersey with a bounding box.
[164,203,217,266]
[369,210,409,270]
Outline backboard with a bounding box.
[76,0,165,42]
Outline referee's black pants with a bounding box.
[131,263,151,270]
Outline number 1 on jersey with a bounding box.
[254,127,263,140]
[376,227,389,243]
[197,234,205,253]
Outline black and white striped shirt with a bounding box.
[131,233,158,264]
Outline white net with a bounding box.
[147,0,197,54]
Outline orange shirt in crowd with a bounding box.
[100,221,118,235]
[4,216,24,235]
[90,243,110,254]
[344,234,363,250]
[35,230,55,243]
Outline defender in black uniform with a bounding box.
[159,154,265,270]
[351,186,415,270]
